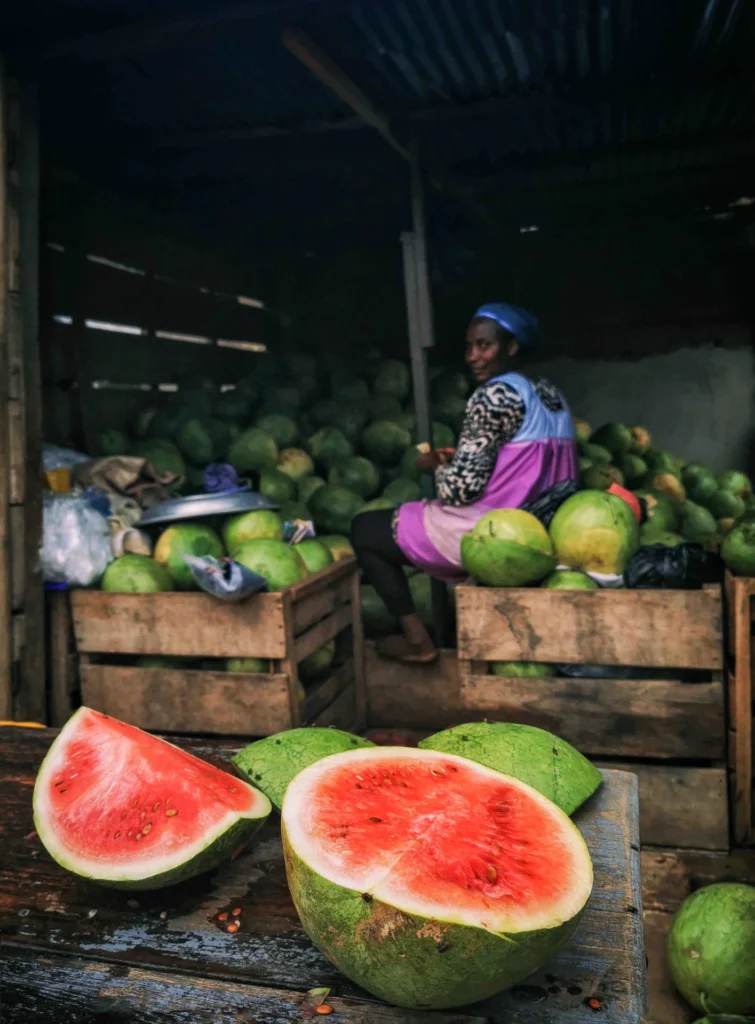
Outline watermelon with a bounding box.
[667,883,755,1016]
[33,708,271,889]
[233,727,374,811]
[282,747,593,1009]
[419,722,602,816]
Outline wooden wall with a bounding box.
[0,66,44,721]
[39,177,276,451]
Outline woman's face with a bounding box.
[464,318,517,383]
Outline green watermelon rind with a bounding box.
[33,708,271,890]
[419,722,603,816]
[232,727,375,811]
[281,747,593,1009]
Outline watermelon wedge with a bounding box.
[282,746,593,1009]
[33,708,271,889]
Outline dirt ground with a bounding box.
[641,846,755,1023]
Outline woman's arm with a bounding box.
[435,380,525,506]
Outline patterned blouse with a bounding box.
[434,377,565,507]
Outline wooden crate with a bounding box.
[724,571,754,845]
[68,557,365,738]
[456,583,730,849]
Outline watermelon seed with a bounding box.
[361,893,373,903]
[128,831,133,838]
[153,802,161,811]
[486,865,498,883]
[368,816,382,823]
[136,833,143,841]
[430,768,445,777]
[355,784,362,789]
[383,779,392,786]
[133,799,139,807]
[140,812,146,822]
[114,831,121,838]
[142,823,152,835]
[448,765,458,772]
[121,811,127,819]
[59,788,68,793]
[165,809,178,817]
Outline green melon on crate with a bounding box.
[153,524,224,590]
[101,555,174,593]
[223,510,284,555]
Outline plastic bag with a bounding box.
[182,555,269,601]
[624,543,724,590]
[42,443,90,472]
[40,494,114,586]
[520,479,578,529]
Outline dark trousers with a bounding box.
[350,509,414,618]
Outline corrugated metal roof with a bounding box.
[3,0,753,253]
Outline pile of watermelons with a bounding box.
[93,354,755,646]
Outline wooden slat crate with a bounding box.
[68,556,366,738]
[724,571,754,845]
[456,583,730,849]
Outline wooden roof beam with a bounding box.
[281,28,491,227]
[41,0,346,61]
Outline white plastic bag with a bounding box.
[40,495,114,587]
[42,443,90,473]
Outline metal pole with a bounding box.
[403,144,448,648]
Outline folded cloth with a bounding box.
[73,456,182,508]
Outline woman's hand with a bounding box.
[416,448,456,473]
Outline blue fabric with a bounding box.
[474,302,540,351]
[489,372,574,442]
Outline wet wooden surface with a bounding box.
[0,728,646,1023]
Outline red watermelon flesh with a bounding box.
[282,748,593,1007]
[34,708,271,889]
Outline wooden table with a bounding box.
[0,729,646,1023]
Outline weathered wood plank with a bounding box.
[16,78,45,724]
[291,574,351,634]
[9,504,24,611]
[80,665,292,736]
[302,657,354,722]
[294,604,353,662]
[459,674,725,760]
[0,58,11,719]
[0,948,490,1024]
[70,591,287,658]
[350,569,367,732]
[0,729,645,1023]
[366,644,464,731]
[726,572,753,843]
[48,590,74,726]
[311,680,357,729]
[287,555,357,604]
[456,586,723,670]
[597,761,729,850]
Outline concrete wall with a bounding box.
[535,337,755,474]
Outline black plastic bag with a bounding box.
[520,479,579,529]
[624,543,724,590]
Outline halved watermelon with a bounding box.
[282,746,593,1009]
[34,708,271,889]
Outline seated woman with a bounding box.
[350,302,578,664]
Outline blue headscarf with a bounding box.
[473,303,540,352]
